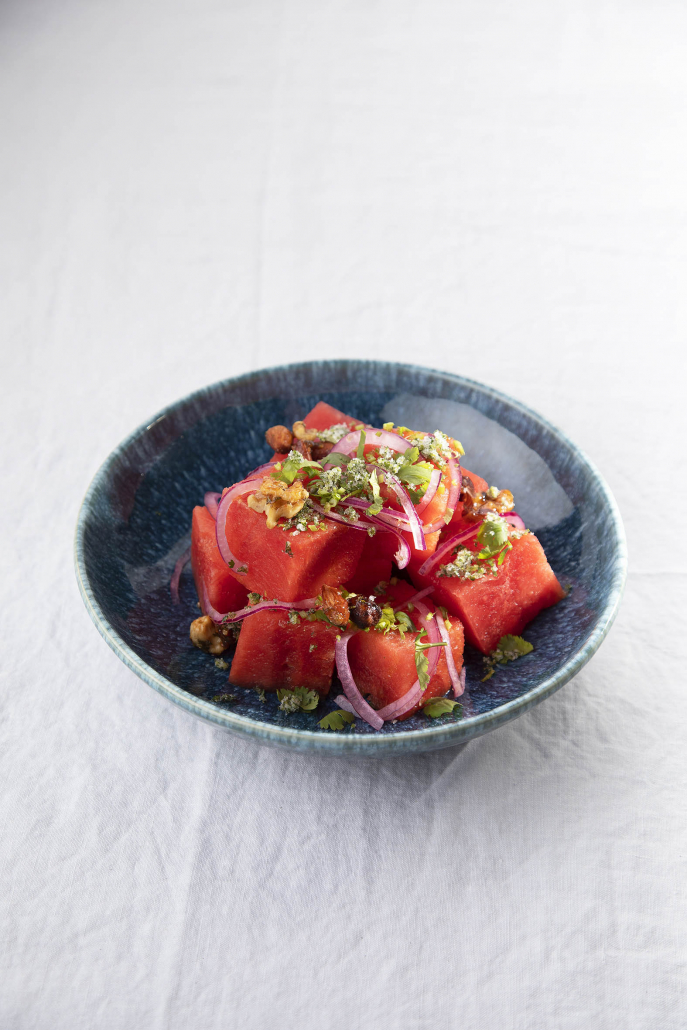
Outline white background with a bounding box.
[1,1,685,1027]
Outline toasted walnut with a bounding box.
[348,594,382,629]
[247,475,309,529]
[190,615,230,655]
[320,584,350,627]
[265,425,293,453]
[292,420,320,442]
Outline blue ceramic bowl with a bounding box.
[75,361,626,756]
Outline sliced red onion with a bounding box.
[458,667,466,697]
[343,496,411,529]
[215,480,262,573]
[375,600,441,721]
[329,427,411,460]
[201,582,320,624]
[371,467,426,551]
[417,522,482,577]
[364,513,411,569]
[502,511,526,531]
[170,546,191,604]
[204,492,221,519]
[393,586,434,611]
[414,467,441,516]
[335,631,384,730]
[436,613,464,697]
[420,459,462,533]
[307,500,376,533]
[244,461,282,479]
[334,695,358,716]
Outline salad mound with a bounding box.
[174,401,565,730]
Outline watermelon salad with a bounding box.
[171,401,566,730]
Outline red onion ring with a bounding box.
[393,586,434,611]
[343,496,411,529]
[201,581,320,624]
[420,459,462,533]
[364,513,411,569]
[458,667,466,697]
[170,546,191,604]
[328,427,411,460]
[417,522,482,577]
[370,467,426,550]
[375,600,442,721]
[204,492,221,519]
[244,461,282,479]
[335,631,384,730]
[502,511,526,531]
[215,480,263,573]
[436,613,464,697]
[414,467,441,516]
[307,501,376,533]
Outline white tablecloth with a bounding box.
[2,1,684,1027]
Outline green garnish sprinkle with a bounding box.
[318,709,355,731]
[482,635,534,681]
[422,697,462,719]
[277,687,320,713]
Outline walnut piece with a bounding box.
[292,420,320,442]
[320,584,350,627]
[247,475,309,529]
[190,615,230,655]
[265,425,293,453]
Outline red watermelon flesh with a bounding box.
[191,505,249,615]
[411,531,565,654]
[344,531,397,595]
[346,581,464,720]
[303,401,360,432]
[229,610,337,694]
[223,494,365,601]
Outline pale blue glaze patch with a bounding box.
[74,361,626,756]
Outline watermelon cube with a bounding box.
[346,581,464,720]
[191,505,249,615]
[229,611,338,694]
[411,531,565,654]
[224,495,365,601]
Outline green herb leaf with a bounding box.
[318,709,355,731]
[368,468,383,515]
[481,634,533,681]
[272,451,323,485]
[277,687,320,713]
[422,697,462,718]
[476,514,510,557]
[356,429,366,460]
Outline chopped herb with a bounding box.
[247,592,262,605]
[272,450,323,485]
[482,634,534,681]
[213,691,237,703]
[284,540,293,556]
[422,697,462,719]
[317,423,351,444]
[356,429,366,459]
[214,658,229,671]
[318,709,355,731]
[256,688,266,703]
[415,639,447,691]
[309,643,317,652]
[277,687,320,713]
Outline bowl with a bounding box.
[75,360,626,756]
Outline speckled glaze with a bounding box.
[75,361,626,756]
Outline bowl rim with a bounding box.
[74,359,627,755]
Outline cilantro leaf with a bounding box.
[318,709,355,731]
[414,639,446,691]
[277,687,320,713]
[368,468,383,516]
[476,515,510,557]
[356,429,366,460]
[272,451,323,485]
[422,697,462,718]
[481,634,533,681]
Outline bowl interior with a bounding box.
[77,361,625,753]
